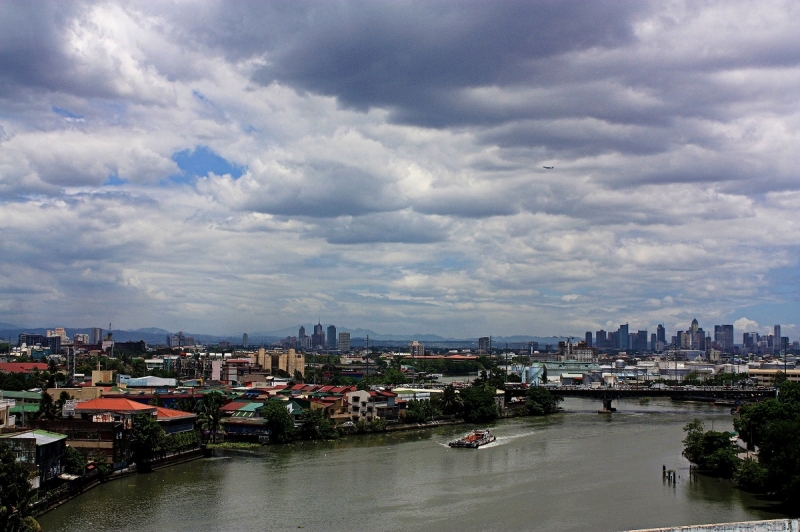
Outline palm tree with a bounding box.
[36,391,57,420]
[198,392,226,444]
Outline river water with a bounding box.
[39,398,785,532]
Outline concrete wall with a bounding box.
[629,519,800,532]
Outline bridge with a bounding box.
[504,385,776,413]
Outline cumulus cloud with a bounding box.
[0,1,798,337]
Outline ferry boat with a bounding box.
[448,429,495,448]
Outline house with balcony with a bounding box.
[345,390,399,422]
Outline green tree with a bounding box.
[62,446,86,476]
[525,387,563,416]
[774,371,788,386]
[0,442,39,532]
[262,401,295,443]
[55,391,72,418]
[459,386,498,423]
[35,391,57,420]
[130,414,166,470]
[682,419,739,476]
[298,408,337,440]
[149,394,165,407]
[175,397,198,414]
[440,385,462,416]
[198,392,226,444]
[402,400,428,424]
[756,419,800,500]
[734,458,769,492]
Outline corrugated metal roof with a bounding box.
[3,430,67,445]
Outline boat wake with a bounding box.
[439,429,537,449]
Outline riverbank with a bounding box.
[34,447,204,518]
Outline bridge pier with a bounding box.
[598,398,616,414]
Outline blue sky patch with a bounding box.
[170,146,244,184]
[52,106,84,121]
[104,173,128,186]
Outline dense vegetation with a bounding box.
[0,442,39,531]
[682,381,800,503]
[524,387,563,416]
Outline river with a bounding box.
[38,398,786,532]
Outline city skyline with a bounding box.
[1,2,799,338]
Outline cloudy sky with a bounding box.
[1,1,799,339]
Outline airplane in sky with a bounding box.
[543,165,554,169]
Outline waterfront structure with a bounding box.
[0,430,67,490]
[345,389,399,421]
[338,332,350,353]
[327,325,337,350]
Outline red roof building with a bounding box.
[0,362,49,374]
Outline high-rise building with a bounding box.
[650,333,657,351]
[656,324,666,344]
[90,327,103,345]
[327,325,337,349]
[635,330,648,351]
[478,337,491,353]
[743,332,758,353]
[312,323,325,349]
[618,324,629,350]
[609,331,619,350]
[585,331,592,347]
[714,325,734,351]
[774,325,781,353]
[409,340,424,358]
[242,333,248,348]
[298,326,307,350]
[595,330,607,349]
[338,332,351,352]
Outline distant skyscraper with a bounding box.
[635,330,647,351]
[409,340,424,358]
[650,333,657,351]
[585,331,592,347]
[691,318,699,334]
[90,327,103,345]
[714,325,734,351]
[242,333,248,348]
[327,325,337,349]
[595,330,607,349]
[774,324,781,353]
[656,324,666,345]
[478,337,491,352]
[312,322,325,349]
[618,324,629,350]
[338,332,351,352]
[743,332,758,353]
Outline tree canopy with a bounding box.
[0,442,40,532]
